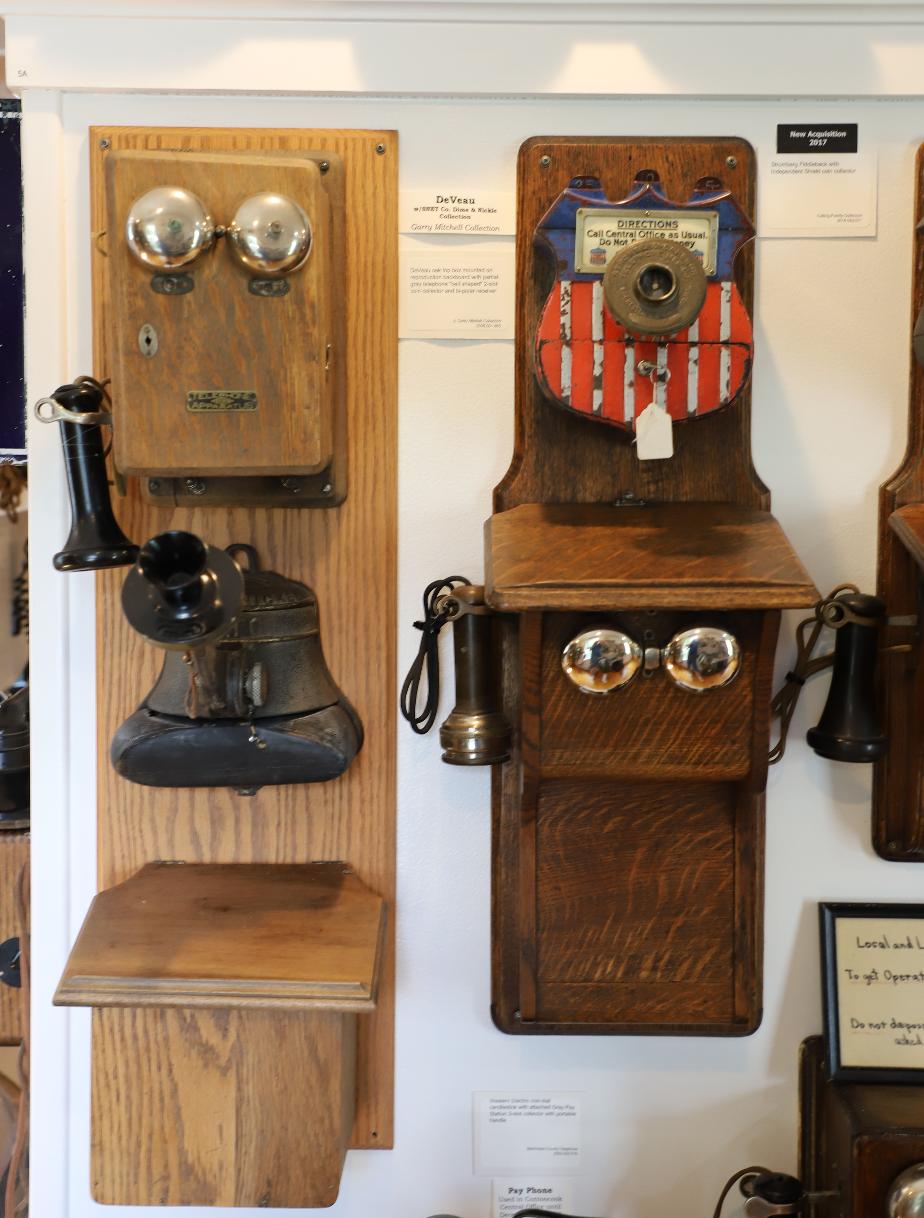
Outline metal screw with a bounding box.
[512,1008,522,1021]
[321,482,332,496]
[319,160,330,174]
[888,840,900,852]
[725,155,738,169]
[99,137,111,150]
[539,155,551,168]
[280,477,302,493]
[184,478,207,496]
[375,143,386,155]
[148,479,162,493]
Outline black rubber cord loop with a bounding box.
[400,575,471,735]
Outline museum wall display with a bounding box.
[11,5,924,1216]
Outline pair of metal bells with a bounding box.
[603,238,707,336]
[562,624,740,695]
[126,186,312,277]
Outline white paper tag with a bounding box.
[761,150,877,238]
[399,246,515,340]
[635,401,674,461]
[492,1179,575,1218]
[473,1092,583,1175]
[400,189,515,235]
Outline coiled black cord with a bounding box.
[400,576,471,735]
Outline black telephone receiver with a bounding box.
[400,577,510,766]
[771,586,887,764]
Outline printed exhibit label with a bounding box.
[400,189,515,235]
[473,1092,583,1175]
[763,121,876,237]
[492,1178,575,1218]
[575,208,717,273]
[399,247,515,339]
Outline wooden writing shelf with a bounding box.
[55,861,386,1207]
[485,502,817,612]
[55,861,385,1011]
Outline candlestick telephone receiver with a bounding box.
[37,377,361,791]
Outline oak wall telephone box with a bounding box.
[102,144,346,506]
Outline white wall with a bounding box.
[14,10,924,1218]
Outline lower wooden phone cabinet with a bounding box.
[800,1035,924,1216]
[56,861,385,1207]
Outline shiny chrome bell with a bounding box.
[561,628,643,694]
[227,193,313,276]
[126,186,215,269]
[562,624,740,693]
[888,1163,924,1217]
[663,626,740,692]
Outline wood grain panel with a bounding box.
[540,611,759,780]
[486,503,818,613]
[490,138,780,1036]
[56,862,385,1010]
[875,144,924,861]
[106,149,336,478]
[92,1007,355,1208]
[88,126,396,1201]
[534,780,741,1028]
[497,137,763,516]
[0,832,27,1044]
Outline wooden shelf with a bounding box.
[485,501,819,612]
[55,861,385,1011]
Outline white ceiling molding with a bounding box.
[8,14,924,96]
[4,1,924,21]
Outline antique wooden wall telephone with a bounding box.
[405,136,822,1037]
[37,128,398,1208]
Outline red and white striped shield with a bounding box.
[535,278,753,430]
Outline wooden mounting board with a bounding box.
[490,137,781,1037]
[0,831,27,1044]
[89,126,396,1203]
[875,143,924,861]
[497,136,764,516]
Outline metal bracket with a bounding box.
[143,467,344,509]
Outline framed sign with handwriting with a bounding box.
[821,902,924,1082]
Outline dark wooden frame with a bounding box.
[875,146,924,862]
[820,901,924,1083]
[486,136,817,1037]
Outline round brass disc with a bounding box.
[603,238,708,337]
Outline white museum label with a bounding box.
[473,1092,583,1175]
[762,122,876,237]
[399,247,515,340]
[400,189,515,235]
[575,208,717,273]
[492,1178,575,1218]
[835,918,924,1069]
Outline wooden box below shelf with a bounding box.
[800,1034,924,1217]
[55,861,386,1208]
